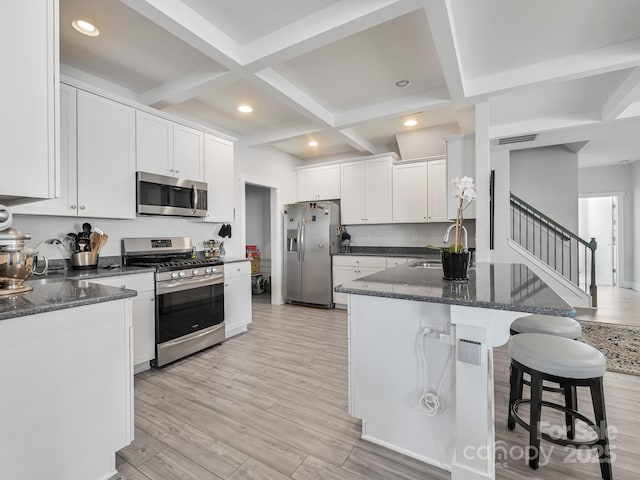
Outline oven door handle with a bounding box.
[157,274,224,294]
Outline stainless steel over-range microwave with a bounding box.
[136,171,208,217]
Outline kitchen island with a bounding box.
[335,262,574,480]
[0,280,137,480]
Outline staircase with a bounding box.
[509,193,598,307]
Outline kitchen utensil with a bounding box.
[95,233,108,254]
[90,232,99,252]
[82,223,92,236]
[71,251,99,270]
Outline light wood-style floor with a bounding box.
[117,298,640,480]
[575,286,640,326]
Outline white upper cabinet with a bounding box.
[12,84,77,217]
[0,0,58,204]
[393,160,449,223]
[202,134,234,223]
[77,90,136,219]
[136,112,204,182]
[427,159,448,222]
[341,157,392,224]
[136,111,174,176]
[393,162,428,223]
[173,124,204,181]
[445,134,476,220]
[296,164,340,201]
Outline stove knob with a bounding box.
[179,271,186,278]
[171,272,179,279]
[192,269,200,276]
[205,268,212,274]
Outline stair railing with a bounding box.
[509,193,597,307]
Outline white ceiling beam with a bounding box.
[421,0,465,102]
[242,0,424,69]
[120,0,242,69]
[246,127,325,148]
[465,38,640,99]
[140,71,241,107]
[601,67,640,122]
[253,68,335,126]
[338,128,380,154]
[335,87,451,126]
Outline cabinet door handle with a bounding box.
[175,170,180,174]
[80,205,86,210]
[70,205,77,209]
[121,284,126,289]
[149,298,154,301]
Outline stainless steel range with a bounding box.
[122,237,225,367]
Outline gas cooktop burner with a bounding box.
[129,258,223,272]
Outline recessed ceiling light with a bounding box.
[238,104,253,113]
[72,19,99,37]
[395,79,410,88]
[308,140,319,147]
[404,119,418,127]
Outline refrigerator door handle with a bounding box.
[297,220,302,262]
[301,220,306,262]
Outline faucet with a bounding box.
[443,224,468,251]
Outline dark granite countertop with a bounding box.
[0,280,137,321]
[333,246,444,260]
[334,261,575,317]
[35,265,156,283]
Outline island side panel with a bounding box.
[0,299,133,480]
[349,294,456,470]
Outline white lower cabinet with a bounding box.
[224,261,252,338]
[91,273,155,372]
[332,256,387,306]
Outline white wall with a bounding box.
[579,164,634,287]
[245,184,271,258]
[633,161,640,291]
[396,123,460,160]
[345,221,476,249]
[510,145,579,231]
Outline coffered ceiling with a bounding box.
[60,0,640,165]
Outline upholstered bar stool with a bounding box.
[510,313,583,436]
[510,313,582,339]
[508,333,611,480]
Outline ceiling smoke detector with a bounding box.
[497,133,539,145]
[395,79,410,88]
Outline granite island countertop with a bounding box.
[335,261,575,317]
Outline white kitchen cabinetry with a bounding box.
[332,256,387,306]
[296,164,340,201]
[136,112,205,182]
[224,261,252,338]
[91,273,155,373]
[14,87,136,219]
[392,159,448,223]
[427,159,448,222]
[77,90,136,219]
[0,299,133,480]
[202,134,234,222]
[340,157,392,224]
[445,134,476,220]
[0,0,58,204]
[173,123,204,181]
[12,84,77,216]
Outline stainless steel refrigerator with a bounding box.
[283,201,340,307]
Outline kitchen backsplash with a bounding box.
[11,214,241,261]
[344,221,476,249]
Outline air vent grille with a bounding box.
[498,134,538,145]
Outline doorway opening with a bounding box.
[578,195,620,287]
[241,178,281,305]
